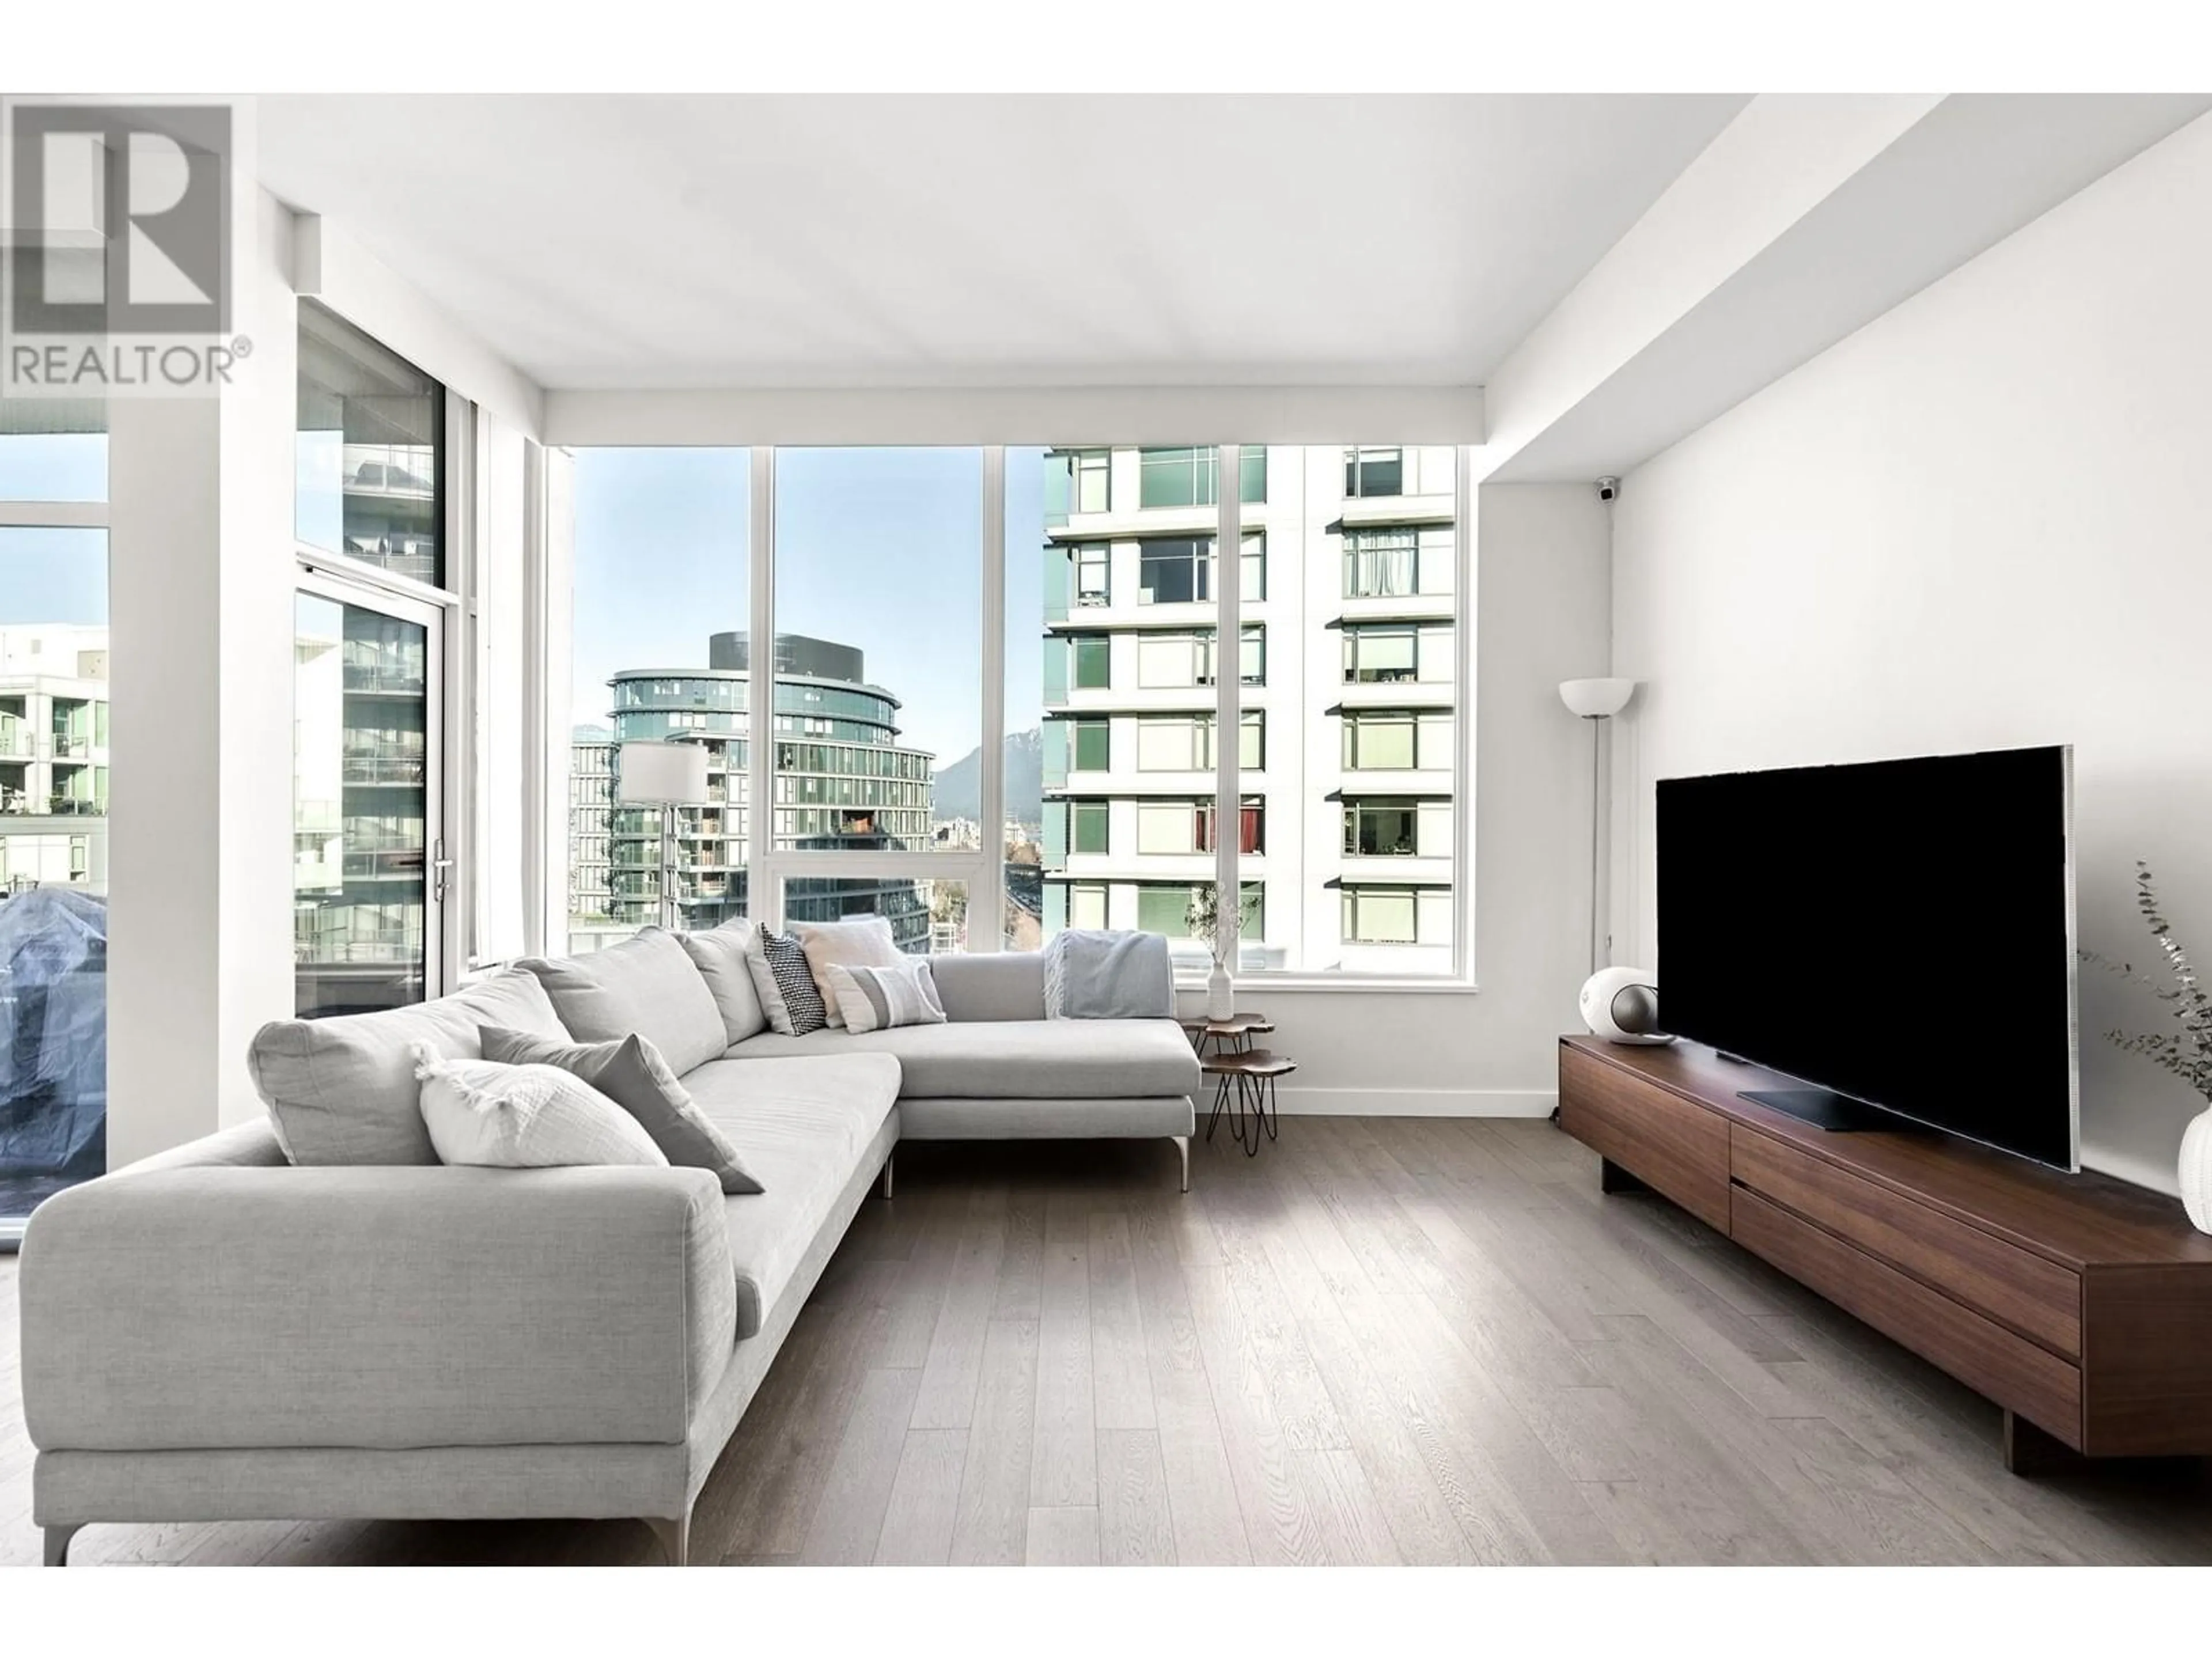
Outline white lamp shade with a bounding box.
[616,741,709,805]
[1559,677,1636,719]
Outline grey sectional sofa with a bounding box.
[17,932,1197,1566]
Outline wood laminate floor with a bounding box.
[6,1116,2211,1567]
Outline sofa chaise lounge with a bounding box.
[18,931,1198,1565]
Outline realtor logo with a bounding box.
[9,103,232,335]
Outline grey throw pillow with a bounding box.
[479,1025,764,1195]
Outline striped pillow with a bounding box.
[745,925,830,1037]
[825,959,947,1034]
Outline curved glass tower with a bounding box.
[570,632,933,950]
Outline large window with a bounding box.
[566,449,751,952]
[566,441,1463,980]
[1238,444,1460,973]
[293,586,439,1015]
[1,401,110,1235]
[297,302,446,588]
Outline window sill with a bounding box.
[1172,971,1477,995]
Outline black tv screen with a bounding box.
[1657,745,2078,1170]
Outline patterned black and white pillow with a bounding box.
[745,924,830,1036]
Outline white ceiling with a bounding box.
[255,94,1747,393]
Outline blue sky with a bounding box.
[572,447,1046,765]
[0,437,109,629]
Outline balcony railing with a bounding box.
[0,789,105,817]
[341,755,427,786]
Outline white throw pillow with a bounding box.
[791,915,904,1028]
[410,1041,669,1170]
[825,959,948,1033]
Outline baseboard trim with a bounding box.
[1266,1086,1557,1119]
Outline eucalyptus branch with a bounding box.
[2103,863,2212,1106]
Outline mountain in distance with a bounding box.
[934,728,1042,826]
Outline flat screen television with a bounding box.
[1657,744,2078,1171]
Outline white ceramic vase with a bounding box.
[2182,1104,2212,1234]
[1206,957,1235,1022]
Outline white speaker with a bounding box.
[1580,966,1671,1045]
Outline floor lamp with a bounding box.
[617,741,709,933]
[1558,678,1636,975]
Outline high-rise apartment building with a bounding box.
[0,624,111,893]
[1039,445,1458,975]
[568,632,936,952]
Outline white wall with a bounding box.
[104,189,546,1165]
[1611,113,2212,1191]
[106,188,300,1164]
[1226,482,1611,1115]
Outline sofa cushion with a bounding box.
[479,1026,764,1194]
[249,968,569,1166]
[747,925,830,1037]
[517,929,726,1075]
[828,959,945,1033]
[682,1053,902,1336]
[928,951,1047,1022]
[790,915,903,1027]
[677,919,767,1046]
[726,1017,1199,1101]
[411,1044,670,1171]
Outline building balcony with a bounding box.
[1336,491,1455,530]
[1334,853,1455,885]
[1336,591,1456,626]
[1334,677,1454,710]
[1,789,106,818]
[343,666,427,696]
[342,444,437,505]
[341,756,427,786]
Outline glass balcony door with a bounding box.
[294,576,444,1017]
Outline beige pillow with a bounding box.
[791,915,904,1028]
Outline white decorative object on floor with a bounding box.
[1206,957,1234,1022]
[1579,965,1672,1045]
[2183,1105,2212,1233]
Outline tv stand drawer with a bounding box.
[1730,1187,2083,1446]
[1732,1127,2081,1359]
[1558,1045,1729,1232]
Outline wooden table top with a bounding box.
[1202,1047,1297,1077]
[1179,1013,1274,1036]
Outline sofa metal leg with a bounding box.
[1173,1135,1190,1194]
[880,1155,895,1201]
[643,1513,690,1566]
[43,1524,82,1567]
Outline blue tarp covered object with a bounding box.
[0,886,108,1190]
